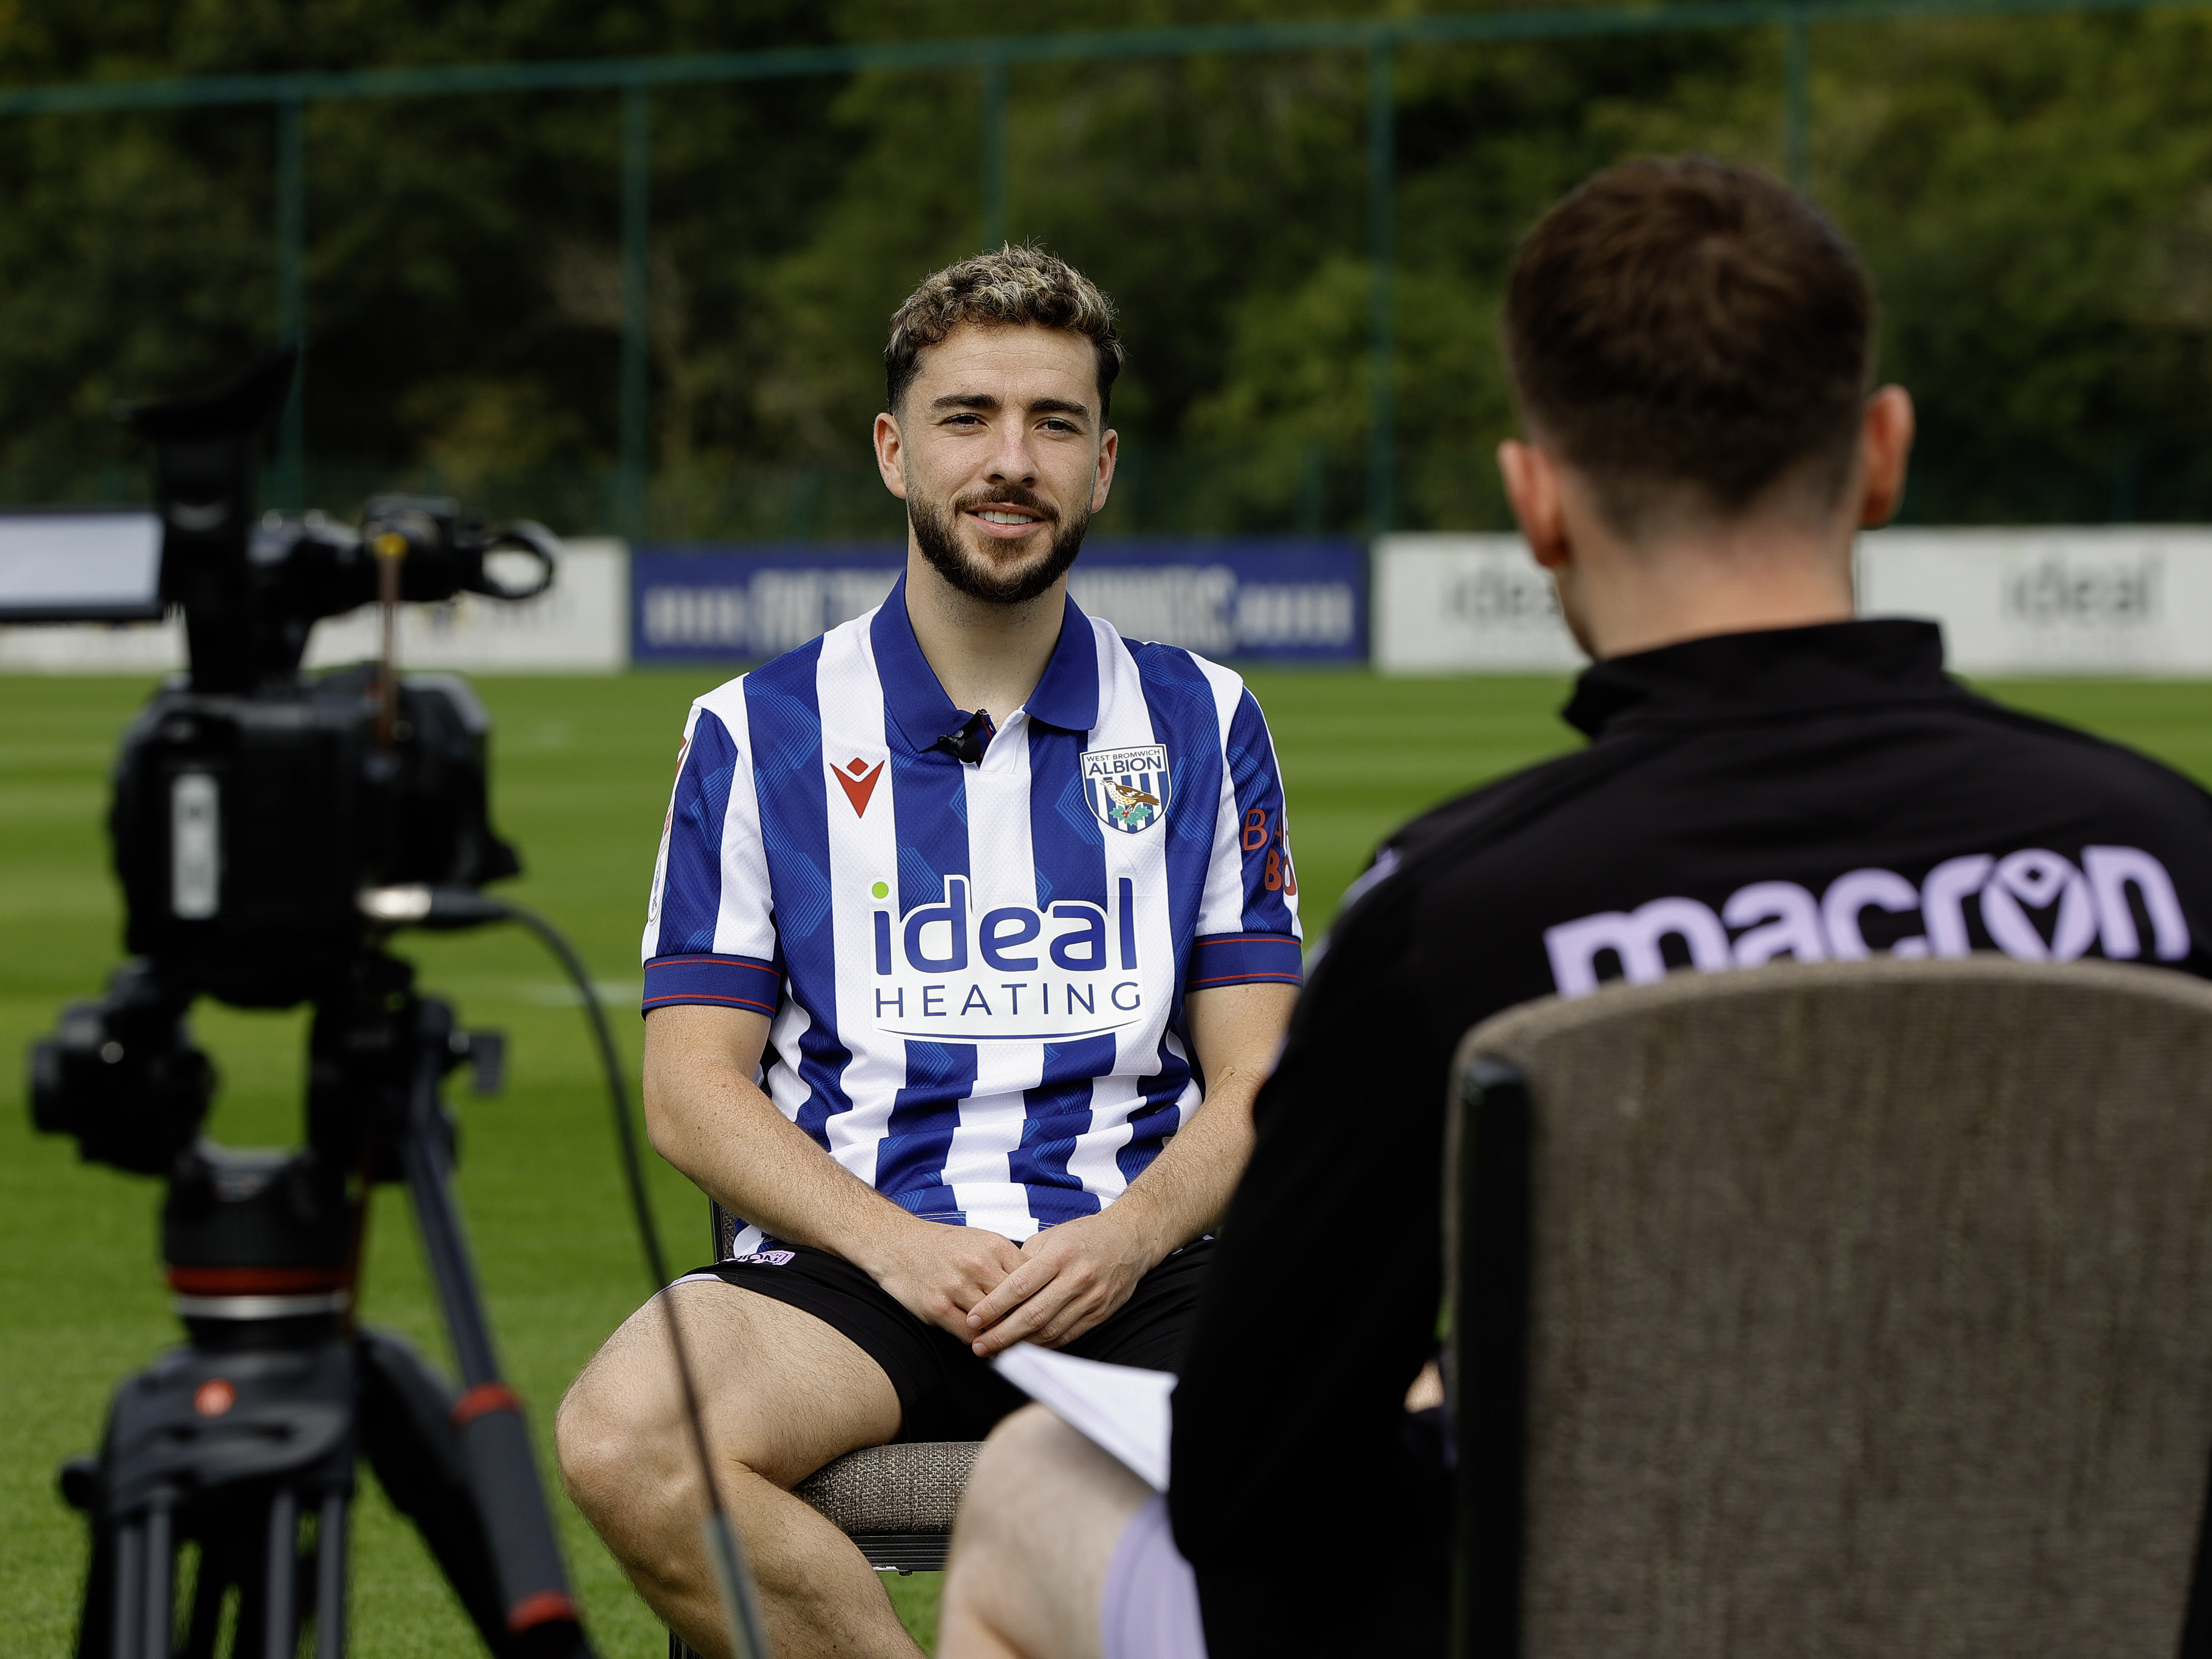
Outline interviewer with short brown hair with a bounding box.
[942,155,2212,1659]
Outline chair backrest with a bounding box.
[1448,955,2212,1659]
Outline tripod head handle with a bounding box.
[360,884,511,930]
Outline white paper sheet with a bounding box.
[991,1345,1175,1491]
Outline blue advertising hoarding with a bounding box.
[631,539,1367,665]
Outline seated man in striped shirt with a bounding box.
[555,246,1304,1659]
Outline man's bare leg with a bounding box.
[556,1280,917,1659]
[938,1406,1154,1659]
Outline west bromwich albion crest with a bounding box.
[1081,744,1171,835]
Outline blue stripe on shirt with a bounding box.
[1017,717,1112,1224]
[642,953,781,1015]
[1018,1036,1116,1227]
[1121,1024,1193,1187]
[879,630,977,1204]
[655,710,737,955]
[1134,644,1227,990]
[1187,933,1303,990]
[880,1041,977,1221]
[1225,688,1301,936]
[745,642,853,1144]
[1119,645,1227,1184]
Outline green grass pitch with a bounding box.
[6,666,2212,1655]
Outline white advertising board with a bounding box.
[0,509,163,619]
[0,538,627,674]
[0,612,186,673]
[1373,533,1583,673]
[1378,527,2212,677]
[1855,527,2212,677]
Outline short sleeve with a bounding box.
[640,694,782,1018]
[1189,687,1304,992]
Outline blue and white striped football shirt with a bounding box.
[641,575,1303,1248]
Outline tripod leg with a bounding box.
[357,1330,510,1646]
[140,1501,173,1659]
[107,1521,144,1659]
[182,1523,245,1659]
[75,1524,115,1659]
[398,1015,587,1654]
[260,1488,296,1659]
[312,1492,347,1658]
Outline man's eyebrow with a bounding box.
[927,392,1093,420]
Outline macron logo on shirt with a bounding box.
[833,755,884,816]
[1543,844,2190,998]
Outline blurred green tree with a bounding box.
[0,1,855,519]
[1824,12,2212,522]
[0,1,2204,531]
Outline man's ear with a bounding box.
[1498,438,1571,570]
[1856,386,1915,528]
[873,411,909,500]
[1091,427,1119,514]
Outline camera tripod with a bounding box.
[57,948,597,1659]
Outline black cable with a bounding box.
[496,904,675,1290]
[489,899,765,1657]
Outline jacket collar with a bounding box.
[1562,618,1957,739]
[868,573,1101,752]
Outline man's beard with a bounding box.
[909,483,1089,605]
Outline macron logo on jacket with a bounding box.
[1544,844,2189,998]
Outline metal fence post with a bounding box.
[981,53,1009,251]
[1367,36,1396,540]
[1785,8,1810,191]
[620,81,651,543]
[275,98,305,511]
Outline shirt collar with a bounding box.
[1561,618,1957,739]
[1023,593,1102,732]
[868,574,1101,752]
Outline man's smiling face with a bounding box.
[874,322,1118,606]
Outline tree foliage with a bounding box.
[0,0,2204,531]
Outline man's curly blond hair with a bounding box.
[885,244,1124,418]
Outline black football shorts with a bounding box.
[678,1233,1213,1442]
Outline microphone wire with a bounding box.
[496,900,770,1659]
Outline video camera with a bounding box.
[19,347,604,1657]
[29,346,557,1148]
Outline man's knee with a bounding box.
[966,1406,1090,1521]
[946,1407,1147,1659]
[953,1405,1147,1579]
[556,1329,686,1522]
[559,1282,902,1513]
[977,1404,1142,1501]
[956,1406,1058,1556]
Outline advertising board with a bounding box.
[1376,528,2212,677]
[631,540,1366,666]
[0,539,629,674]
[1372,533,1582,673]
[1856,528,2212,677]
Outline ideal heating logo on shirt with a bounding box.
[1544,844,2189,998]
[868,875,1146,1042]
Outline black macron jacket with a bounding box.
[1168,618,2212,1659]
